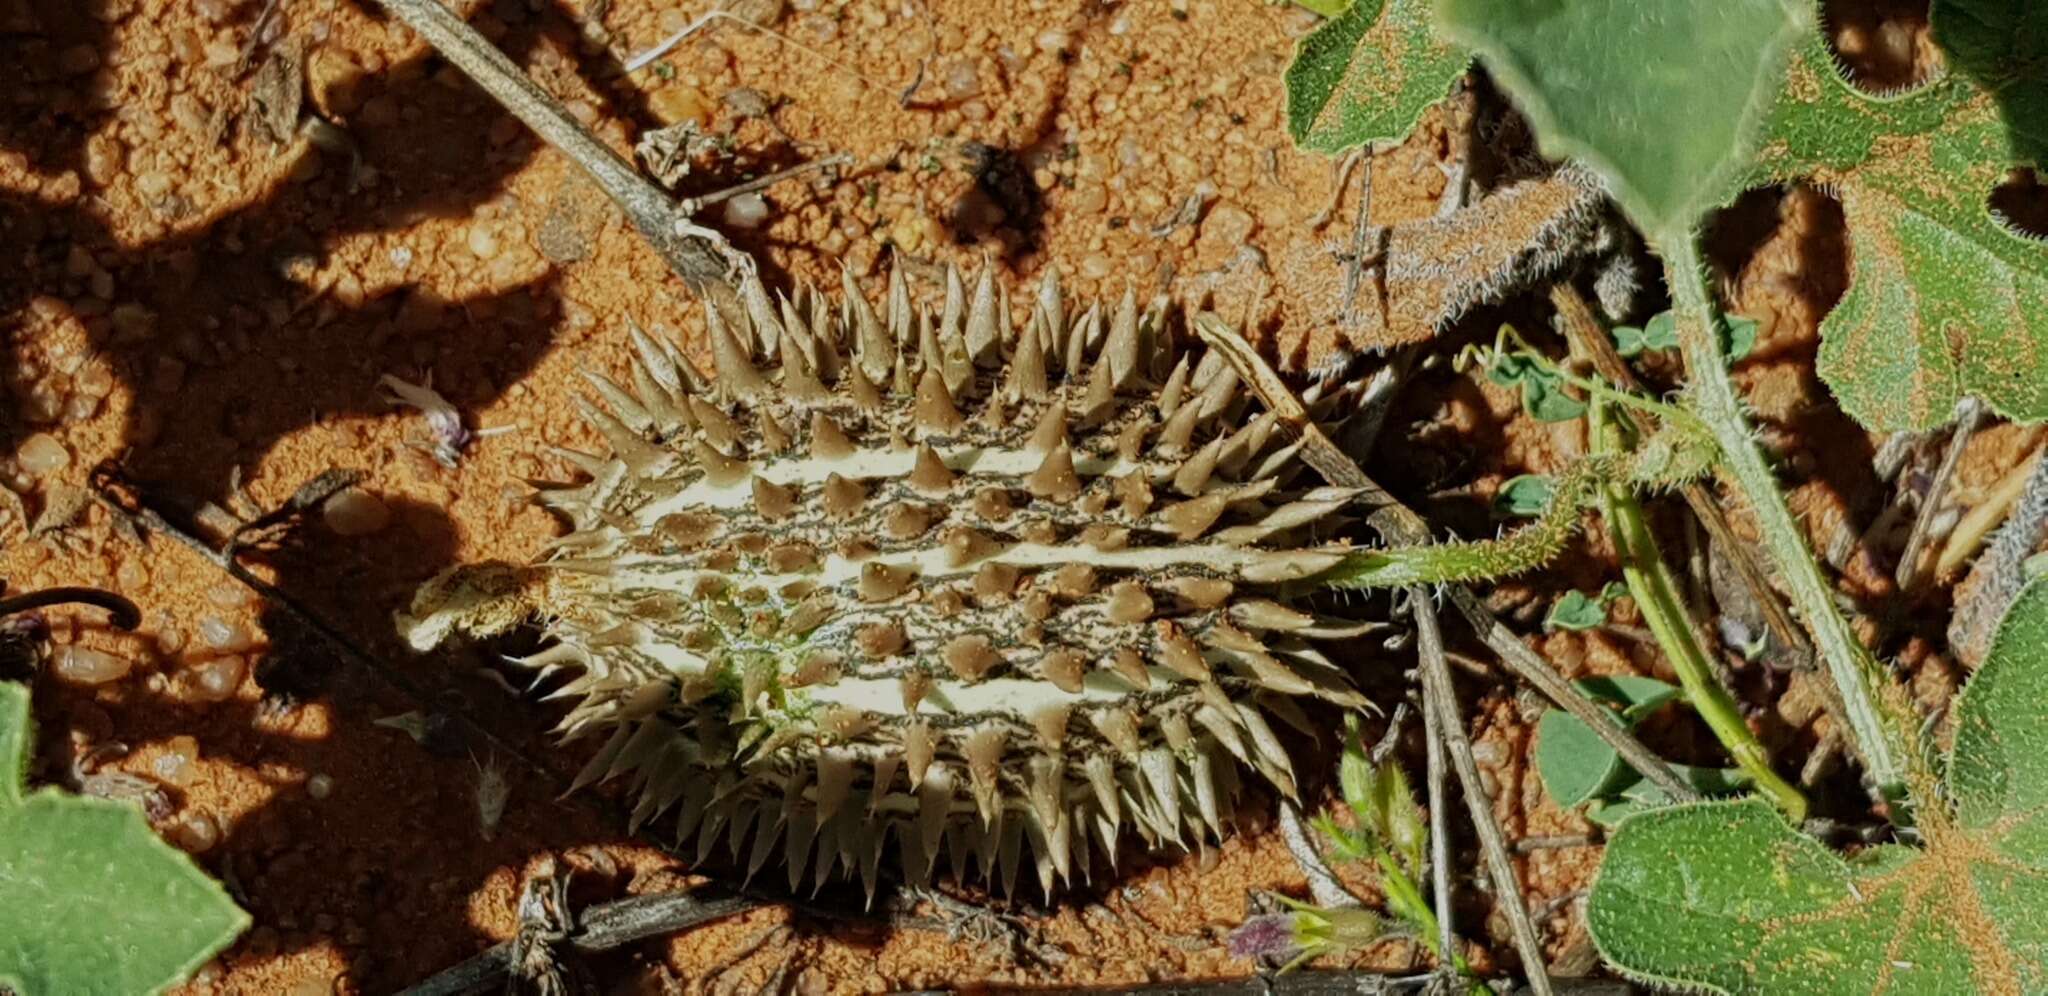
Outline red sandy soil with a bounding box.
[0,0,2030,992]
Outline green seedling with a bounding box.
[1542,582,1628,632]
[1276,717,1491,990]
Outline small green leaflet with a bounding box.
[1613,312,1756,360]
[1493,473,1552,518]
[1535,676,1680,808]
[1590,577,2048,993]
[1611,312,1679,358]
[1437,0,1808,242]
[1543,581,1629,632]
[0,682,248,995]
[1753,0,2048,430]
[1721,315,1758,362]
[1487,351,1585,422]
[1283,0,1470,154]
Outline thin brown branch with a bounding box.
[0,586,141,630]
[1415,595,1554,996]
[397,887,765,995]
[369,0,737,289]
[1279,800,1364,909]
[1895,398,1984,592]
[1513,834,1597,853]
[1415,603,1460,980]
[679,154,850,214]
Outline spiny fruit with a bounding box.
[399,261,1376,898]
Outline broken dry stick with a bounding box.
[371,0,735,288]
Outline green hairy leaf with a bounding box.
[1610,312,1679,358]
[1755,1,2048,430]
[1589,577,2048,993]
[1722,315,1759,362]
[1542,590,1607,632]
[1436,0,1808,240]
[1284,0,1470,153]
[0,682,248,995]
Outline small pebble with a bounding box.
[197,616,254,652]
[721,192,771,229]
[307,773,334,800]
[322,487,391,536]
[136,169,174,197]
[465,224,499,259]
[16,433,70,475]
[63,393,101,422]
[190,655,246,701]
[154,736,199,785]
[649,85,712,127]
[206,583,253,608]
[174,813,220,853]
[942,57,980,99]
[52,645,131,685]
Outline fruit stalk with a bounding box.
[1591,401,1809,820]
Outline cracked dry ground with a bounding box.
[0,0,2031,992]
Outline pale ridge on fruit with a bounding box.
[400,260,1377,898]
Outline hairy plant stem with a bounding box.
[1590,403,1809,820]
[1663,238,1905,797]
[1371,847,1488,993]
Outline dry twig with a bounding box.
[1414,602,1462,983]
[1278,800,1363,910]
[1416,595,1553,995]
[370,0,741,289]
[398,885,764,995]
[1896,398,1985,592]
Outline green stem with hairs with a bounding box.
[1373,850,1490,994]
[1662,237,1906,798]
[1591,401,1810,820]
[1318,454,1618,589]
